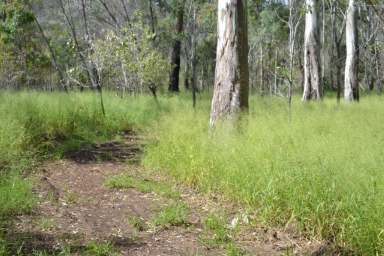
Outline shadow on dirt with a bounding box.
[4,229,145,255]
[64,131,143,164]
[4,230,83,255]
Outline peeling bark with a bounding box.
[302,0,322,101]
[210,0,249,127]
[344,0,359,102]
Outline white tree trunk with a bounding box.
[321,0,325,83]
[302,0,322,101]
[210,0,249,127]
[344,0,359,101]
[260,44,264,93]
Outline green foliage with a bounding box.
[0,91,163,171]
[254,5,288,45]
[92,21,170,92]
[0,0,52,88]
[127,216,147,232]
[0,91,164,254]
[202,214,231,245]
[196,2,216,34]
[83,241,120,256]
[0,174,34,217]
[144,95,384,254]
[0,239,6,256]
[0,0,35,43]
[153,202,189,228]
[105,174,179,199]
[2,92,384,254]
[0,91,162,158]
[37,217,55,231]
[226,243,248,256]
[200,213,246,254]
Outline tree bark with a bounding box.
[168,0,185,92]
[302,0,322,101]
[344,0,359,102]
[149,0,157,35]
[184,58,190,90]
[274,48,278,95]
[210,0,249,127]
[260,44,264,94]
[366,8,375,91]
[191,6,197,108]
[375,41,381,93]
[321,0,325,85]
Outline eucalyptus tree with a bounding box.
[302,0,322,101]
[210,0,249,127]
[344,0,359,101]
[169,0,185,92]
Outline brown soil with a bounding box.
[7,133,328,255]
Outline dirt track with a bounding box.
[6,133,326,255]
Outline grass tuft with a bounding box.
[199,214,232,248]
[105,174,180,199]
[152,202,189,228]
[83,241,120,256]
[0,175,35,217]
[127,216,147,232]
[225,243,248,256]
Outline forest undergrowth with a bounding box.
[0,91,162,254]
[1,91,384,254]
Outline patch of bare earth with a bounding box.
[7,132,327,255]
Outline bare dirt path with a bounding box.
[6,132,325,256]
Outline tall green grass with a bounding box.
[0,91,164,254]
[1,91,384,254]
[0,91,163,157]
[0,91,162,220]
[144,96,384,254]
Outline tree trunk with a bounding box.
[336,41,342,102]
[191,6,197,108]
[260,44,264,94]
[168,0,185,92]
[344,0,359,102]
[274,48,278,95]
[210,0,249,127]
[366,8,375,91]
[149,0,157,35]
[375,42,381,93]
[184,59,190,90]
[321,0,325,85]
[302,0,322,101]
[330,0,336,90]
